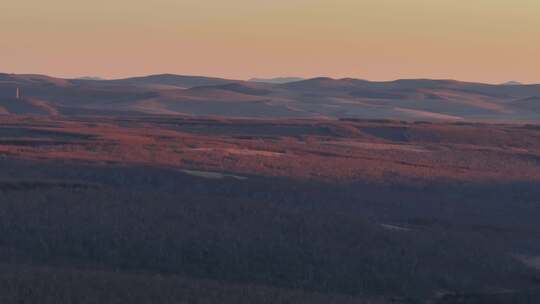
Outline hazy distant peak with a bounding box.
[105,74,238,88]
[248,77,305,84]
[502,81,523,86]
[278,77,362,90]
[77,76,105,81]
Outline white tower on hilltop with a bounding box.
[16,87,20,99]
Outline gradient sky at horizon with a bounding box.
[1,0,539,83]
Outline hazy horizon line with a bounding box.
[3,71,538,86]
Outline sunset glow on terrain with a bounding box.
[3,2,540,302]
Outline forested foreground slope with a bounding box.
[0,116,540,303]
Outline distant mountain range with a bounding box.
[502,81,524,86]
[248,77,305,84]
[77,76,105,81]
[1,73,539,121]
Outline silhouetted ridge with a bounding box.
[105,74,238,88]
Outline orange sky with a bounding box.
[1,0,539,83]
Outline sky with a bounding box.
[1,0,539,83]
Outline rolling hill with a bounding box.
[1,73,540,121]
